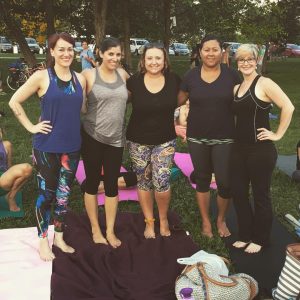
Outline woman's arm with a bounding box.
[76,72,87,114]
[9,70,52,134]
[177,90,189,106]
[257,77,294,141]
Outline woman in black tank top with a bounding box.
[231,44,294,253]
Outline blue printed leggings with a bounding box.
[33,149,80,238]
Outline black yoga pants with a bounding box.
[187,141,233,199]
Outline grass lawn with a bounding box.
[0,53,299,259]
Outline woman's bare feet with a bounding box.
[92,227,108,245]
[245,242,262,254]
[217,221,231,237]
[53,232,75,253]
[5,194,20,212]
[144,218,156,239]
[160,218,171,237]
[39,237,55,261]
[106,231,121,248]
[232,241,249,248]
[201,221,213,238]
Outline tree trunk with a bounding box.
[43,0,56,37]
[43,0,56,67]
[163,0,172,50]
[94,0,108,48]
[122,0,132,70]
[262,43,269,75]
[0,1,36,67]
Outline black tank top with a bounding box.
[232,75,272,144]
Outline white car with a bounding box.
[130,38,149,55]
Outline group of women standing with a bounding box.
[8,32,294,261]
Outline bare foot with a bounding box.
[144,218,155,239]
[106,232,121,248]
[39,237,55,261]
[201,221,213,238]
[245,242,262,254]
[92,228,108,245]
[6,195,20,212]
[233,241,249,248]
[217,221,231,237]
[160,219,171,237]
[53,232,75,253]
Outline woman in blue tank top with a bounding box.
[9,32,86,261]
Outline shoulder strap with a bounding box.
[249,75,261,91]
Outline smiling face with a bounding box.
[100,46,122,70]
[144,47,165,75]
[200,39,222,68]
[50,38,74,67]
[236,51,257,76]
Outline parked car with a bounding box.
[170,43,190,56]
[223,42,241,60]
[130,38,149,55]
[0,36,13,53]
[25,37,40,54]
[168,47,175,55]
[282,43,300,57]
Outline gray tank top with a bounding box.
[83,68,128,147]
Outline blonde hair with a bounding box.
[236,44,259,61]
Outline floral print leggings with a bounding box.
[33,149,80,238]
[128,140,176,192]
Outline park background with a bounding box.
[0,0,299,260]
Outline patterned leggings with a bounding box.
[128,140,176,192]
[33,149,80,238]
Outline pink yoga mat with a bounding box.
[174,152,217,190]
[0,225,54,300]
[75,160,138,205]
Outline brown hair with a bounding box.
[47,32,75,67]
[138,42,170,74]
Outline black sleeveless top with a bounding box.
[232,75,272,144]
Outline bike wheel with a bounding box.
[6,73,28,91]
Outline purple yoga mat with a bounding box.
[174,152,217,190]
[75,160,138,205]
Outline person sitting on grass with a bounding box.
[292,140,300,183]
[0,128,32,211]
[80,171,137,195]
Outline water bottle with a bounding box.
[179,287,194,299]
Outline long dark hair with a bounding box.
[99,37,121,53]
[47,32,75,68]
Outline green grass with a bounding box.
[0,54,299,260]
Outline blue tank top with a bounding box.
[0,141,8,172]
[33,68,83,153]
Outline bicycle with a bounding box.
[6,61,46,91]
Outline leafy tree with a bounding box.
[0,0,37,66]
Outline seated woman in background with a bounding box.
[0,128,32,211]
[174,100,189,142]
[292,140,300,182]
[80,171,137,194]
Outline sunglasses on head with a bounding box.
[144,42,165,50]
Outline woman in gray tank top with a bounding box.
[81,37,129,248]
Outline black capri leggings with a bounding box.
[81,129,124,197]
[187,141,233,199]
